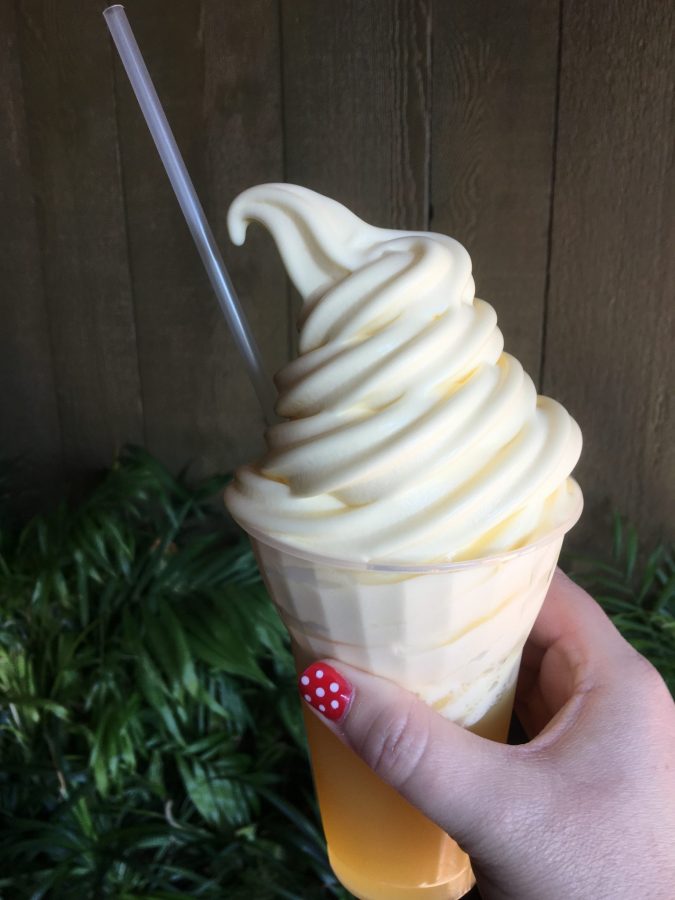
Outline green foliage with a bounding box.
[0,449,671,897]
[566,517,675,694]
[0,448,348,898]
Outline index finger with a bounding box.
[516,569,629,737]
[528,568,626,663]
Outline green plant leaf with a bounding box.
[1,448,669,897]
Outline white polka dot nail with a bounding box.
[298,662,352,721]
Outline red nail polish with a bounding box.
[299,662,352,721]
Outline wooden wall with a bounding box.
[1,0,673,551]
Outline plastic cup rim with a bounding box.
[238,479,583,573]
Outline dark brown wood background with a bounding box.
[1,0,673,552]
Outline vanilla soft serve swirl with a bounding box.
[225,184,582,563]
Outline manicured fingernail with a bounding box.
[299,662,352,721]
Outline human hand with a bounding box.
[299,570,675,900]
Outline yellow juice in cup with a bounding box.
[303,687,515,900]
[247,483,580,899]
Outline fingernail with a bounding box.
[298,662,352,721]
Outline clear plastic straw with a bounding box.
[103,4,276,425]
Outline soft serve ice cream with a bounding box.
[225,183,581,564]
[224,180,583,724]
[224,184,584,899]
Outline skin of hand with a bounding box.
[304,571,675,900]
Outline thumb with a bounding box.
[298,659,540,854]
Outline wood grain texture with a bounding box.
[202,0,286,469]
[116,0,284,476]
[544,0,674,547]
[0,0,62,491]
[282,0,431,227]
[282,0,431,351]
[16,0,143,476]
[431,0,561,380]
[0,1,672,547]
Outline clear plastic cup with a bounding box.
[240,481,582,899]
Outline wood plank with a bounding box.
[431,0,561,380]
[282,0,431,229]
[282,0,431,353]
[544,0,674,549]
[201,0,287,468]
[0,0,62,495]
[116,0,284,477]
[16,0,143,477]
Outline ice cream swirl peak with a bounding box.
[226,184,582,563]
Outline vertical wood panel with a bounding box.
[431,0,561,379]
[113,0,208,474]
[16,0,143,475]
[282,0,431,228]
[116,0,284,476]
[282,0,431,353]
[0,1,672,545]
[544,0,674,548]
[0,0,62,491]
[202,0,286,467]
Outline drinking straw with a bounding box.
[103,5,276,425]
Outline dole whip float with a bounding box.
[224,184,583,900]
[225,183,581,565]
